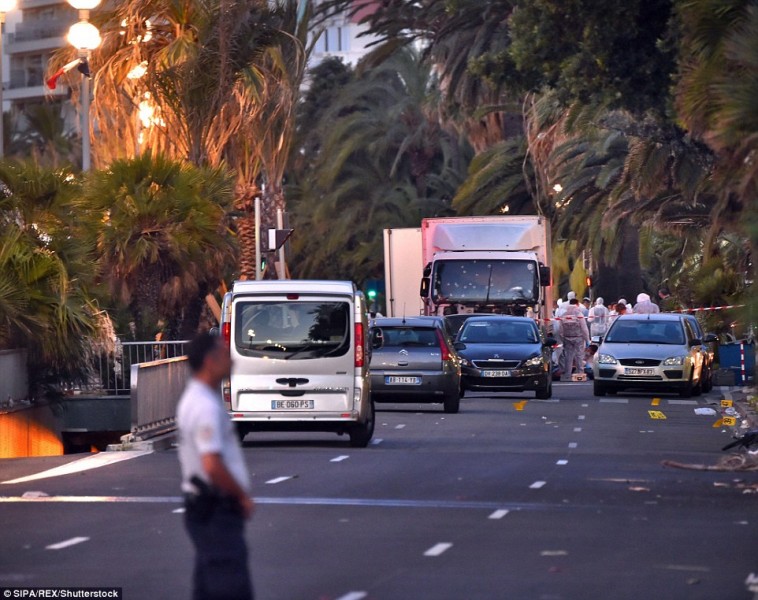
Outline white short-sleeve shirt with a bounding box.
[177,378,250,495]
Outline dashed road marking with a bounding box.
[573,427,582,432]
[568,442,578,449]
[424,543,453,557]
[46,537,89,550]
[336,593,368,600]
[395,424,406,430]
[578,415,586,420]
[556,460,568,466]
[330,455,350,463]
[489,509,510,520]
[266,476,294,485]
[668,399,698,405]
[529,481,547,489]
[600,398,628,404]
[371,438,383,445]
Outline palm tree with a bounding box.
[83,151,236,339]
[50,0,312,280]
[288,48,469,283]
[0,160,101,387]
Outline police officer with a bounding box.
[177,332,254,600]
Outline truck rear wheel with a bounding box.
[349,400,375,448]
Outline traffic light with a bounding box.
[367,289,377,301]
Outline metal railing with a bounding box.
[91,340,189,395]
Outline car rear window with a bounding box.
[380,327,438,347]
[234,300,350,359]
[460,321,539,344]
[605,320,684,345]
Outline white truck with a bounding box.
[385,216,552,319]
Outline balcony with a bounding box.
[6,20,70,54]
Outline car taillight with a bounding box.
[221,322,231,349]
[436,329,451,361]
[355,322,364,367]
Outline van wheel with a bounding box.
[443,393,460,414]
[235,423,249,444]
[593,381,607,397]
[349,400,375,448]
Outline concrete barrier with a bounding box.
[127,356,189,441]
[0,349,28,405]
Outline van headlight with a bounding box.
[597,353,618,365]
[663,356,686,366]
[524,355,544,367]
[460,357,473,367]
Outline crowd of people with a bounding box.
[550,287,675,381]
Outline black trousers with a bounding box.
[184,501,254,600]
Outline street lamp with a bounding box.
[0,0,17,159]
[66,0,101,171]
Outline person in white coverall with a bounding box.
[588,297,609,338]
[560,299,590,380]
[634,292,660,314]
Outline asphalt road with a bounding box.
[1,383,756,600]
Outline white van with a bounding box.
[220,280,374,447]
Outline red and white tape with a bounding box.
[668,305,745,313]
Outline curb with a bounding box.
[106,431,177,452]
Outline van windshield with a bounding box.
[234,301,350,359]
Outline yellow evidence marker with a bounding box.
[513,400,528,411]
[651,398,661,406]
[648,410,667,420]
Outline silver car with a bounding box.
[593,314,716,397]
[369,317,462,413]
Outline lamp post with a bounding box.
[0,0,17,159]
[66,0,100,171]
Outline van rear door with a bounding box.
[230,293,355,418]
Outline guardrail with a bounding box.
[93,340,188,395]
[125,355,190,442]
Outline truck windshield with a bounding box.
[234,301,350,359]
[432,259,538,304]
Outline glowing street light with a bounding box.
[67,0,101,171]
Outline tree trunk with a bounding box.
[596,222,643,303]
[234,184,261,281]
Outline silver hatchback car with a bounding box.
[593,314,716,397]
[369,317,462,413]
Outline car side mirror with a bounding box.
[689,338,703,347]
[454,342,466,351]
[538,265,551,286]
[420,277,430,298]
[209,326,220,336]
[703,333,718,343]
[371,329,384,349]
[591,335,603,344]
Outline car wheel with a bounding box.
[443,393,460,414]
[679,376,693,398]
[702,365,713,393]
[349,400,375,448]
[535,379,552,399]
[593,381,607,397]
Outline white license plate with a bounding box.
[624,368,656,376]
[386,376,421,385]
[271,400,314,410]
[483,370,511,377]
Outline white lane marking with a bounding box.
[330,455,350,463]
[266,476,294,485]
[578,415,586,420]
[568,442,578,449]
[573,427,582,432]
[668,399,698,405]
[581,403,589,407]
[46,537,89,550]
[599,398,628,404]
[534,399,560,403]
[556,460,568,466]
[2,451,153,485]
[529,481,547,489]
[336,593,368,600]
[172,507,185,514]
[424,543,453,557]
[371,438,384,445]
[540,550,568,557]
[488,509,510,520]
[395,424,406,430]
